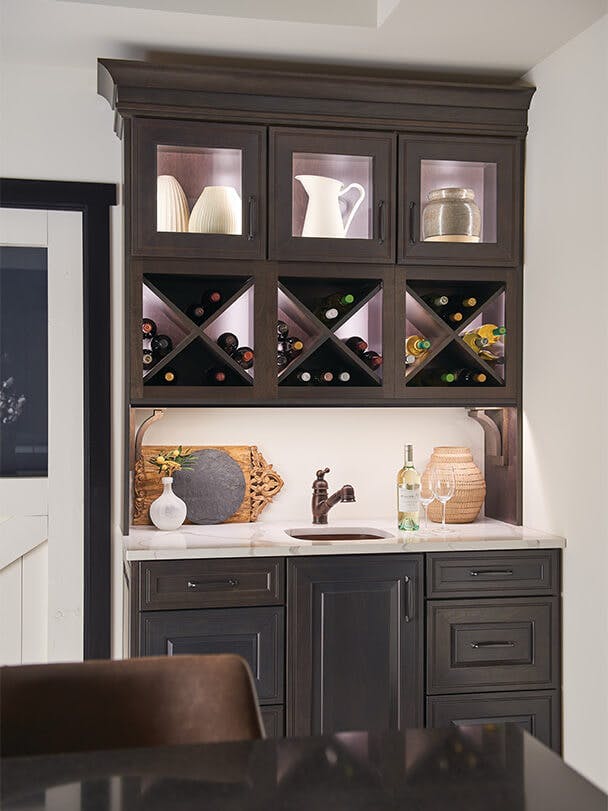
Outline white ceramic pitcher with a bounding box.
[295,175,366,238]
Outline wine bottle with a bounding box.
[276,352,289,369]
[314,371,334,384]
[277,320,289,338]
[478,348,504,364]
[217,332,239,354]
[362,351,383,369]
[463,332,489,352]
[448,312,463,324]
[397,443,420,531]
[207,368,227,384]
[317,306,340,322]
[142,350,156,370]
[142,318,157,338]
[151,334,172,356]
[455,369,487,384]
[344,336,368,355]
[315,292,355,322]
[337,371,351,383]
[233,347,254,369]
[476,324,506,344]
[202,290,222,312]
[162,368,177,384]
[405,335,431,357]
[418,369,457,385]
[186,303,206,325]
[462,297,477,308]
[405,353,416,366]
[297,370,312,383]
[285,336,304,356]
[422,294,449,311]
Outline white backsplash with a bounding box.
[139,407,484,521]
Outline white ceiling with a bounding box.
[1,0,606,78]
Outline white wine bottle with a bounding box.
[476,324,506,344]
[397,444,420,531]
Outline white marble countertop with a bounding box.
[123,517,565,561]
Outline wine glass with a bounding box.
[431,466,455,534]
[419,479,435,533]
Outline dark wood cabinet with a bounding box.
[128,549,561,749]
[427,597,560,694]
[132,118,266,260]
[269,128,396,263]
[398,135,521,266]
[140,606,284,704]
[286,555,424,736]
[427,690,561,752]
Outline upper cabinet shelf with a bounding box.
[132,119,266,259]
[398,136,521,266]
[269,128,396,263]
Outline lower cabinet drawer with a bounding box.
[261,705,284,738]
[427,691,561,752]
[140,606,284,704]
[427,598,559,694]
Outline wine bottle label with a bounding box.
[398,485,420,512]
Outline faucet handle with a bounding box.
[315,467,330,481]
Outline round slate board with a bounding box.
[172,449,246,525]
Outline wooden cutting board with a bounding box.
[133,445,283,525]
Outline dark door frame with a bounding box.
[0,178,116,659]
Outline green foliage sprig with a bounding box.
[149,446,195,477]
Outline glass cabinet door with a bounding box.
[132,119,266,259]
[399,137,520,266]
[270,128,395,263]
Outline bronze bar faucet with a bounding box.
[311,468,356,525]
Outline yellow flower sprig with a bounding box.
[148,446,195,478]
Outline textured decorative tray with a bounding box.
[133,445,283,526]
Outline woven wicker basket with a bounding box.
[421,446,485,524]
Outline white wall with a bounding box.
[137,407,483,521]
[524,14,608,792]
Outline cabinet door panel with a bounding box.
[132,118,266,259]
[270,128,396,263]
[399,135,520,266]
[141,606,284,704]
[427,598,559,694]
[261,705,284,738]
[427,690,561,752]
[287,555,423,736]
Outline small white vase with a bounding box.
[188,185,242,235]
[157,175,189,232]
[149,477,187,531]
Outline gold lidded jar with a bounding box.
[422,446,485,524]
[422,187,481,243]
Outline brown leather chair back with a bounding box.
[0,654,265,757]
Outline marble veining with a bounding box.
[123,516,565,561]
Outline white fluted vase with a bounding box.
[149,477,187,531]
[188,185,242,235]
[157,175,189,232]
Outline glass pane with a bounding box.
[292,153,373,239]
[420,160,497,243]
[0,247,48,477]
[156,145,243,234]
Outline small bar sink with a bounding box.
[285,527,393,542]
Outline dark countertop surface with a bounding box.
[2,725,605,810]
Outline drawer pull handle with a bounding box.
[187,578,240,590]
[471,641,516,649]
[468,569,513,577]
[403,575,415,622]
[378,200,386,244]
[408,201,417,245]
[247,195,256,240]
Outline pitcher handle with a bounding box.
[339,182,366,236]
